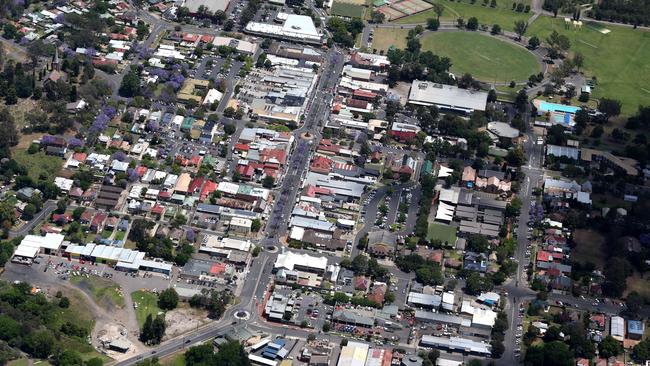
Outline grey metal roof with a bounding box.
[408,81,488,112]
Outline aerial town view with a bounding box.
[0,0,649,364]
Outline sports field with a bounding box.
[420,32,540,82]
[330,1,366,18]
[394,0,530,31]
[528,16,650,115]
[370,27,410,51]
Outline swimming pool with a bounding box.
[539,101,581,114]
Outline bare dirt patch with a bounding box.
[163,306,211,340]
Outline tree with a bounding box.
[546,30,571,56]
[528,36,540,49]
[465,272,492,295]
[598,98,622,120]
[466,17,479,30]
[491,24,502,34]
[432,3,444,19]
[223,123,236,135]
[506,147,526,166]
[525,341,574,366]
[514,89,528,112]
[602,257,631,297]
[467,234,490,252]
[633,339,650,363]
[371,11,385,23]
[415,265,443,285]
[262,176,274,188]
[599,336,623,358]
[59,297,70,308]
[158,288,179,310]
[426,18,440,31]
[119,69,141,98]
[251,219,261,232]
[514,20,527,40]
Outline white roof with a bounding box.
[435,202,455,222]
[230,217,252,228]
[13,245,39,258]
[437,165,454,178]
[442,292,454,304]
[54,177,74,192]
[203,89,223,105]
[111,160,129,172]
[21,233,65,250]
[487,122,520,139]
[409,80,488,112]
[275,251,327,272]
[610,316,625,338]
[337,341,369,366]
[342,65,372,80]
[218,181,240,195]
[472,307,497,327]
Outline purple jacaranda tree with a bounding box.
[112,151,127,161]
[185,229,196,242]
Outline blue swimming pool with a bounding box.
[539,101,581,114]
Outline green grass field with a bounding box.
[330,1,366,18]
[370,28,410,51]
[12,149,63,181]
[131,290,162,327]
[528,16,650,115]
[427,222,457,245]
[70,276,125,311]
[420,32,540,81]
[572,229,606,269]
[394,0,530,31]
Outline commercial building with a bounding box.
[419,335,491,356]
[408,81,488,113]
[274,250,328,274]
[65,244,172,275]
[12,233,65,263]
[610,316,625,341]
[389,122,421,142]
[486,122,520,143]
[245,14,322,44]
[337,341,369,366]
[183,0,229,13]
[627,319,644,340]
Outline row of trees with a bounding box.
[591,0,650,26]
[128,219,195,265]
[326,17,364,48]
[0,281,105,365]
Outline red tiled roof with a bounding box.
[188,177,205,193]
[183,33,199,42]
[190,156,202,166]
[151,204,164,215]
[234,143,250,151]
[353,89,377,99]
[200,34,214,43]
[200,180,217,200]
[537,250,552,262]
[135,166,148,177]
[310,156,333,173]
[260,149,287,165]
[73,152,87,162]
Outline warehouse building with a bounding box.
[419,335,491,356]
[65,244,172,275]
[408,81,488,113]
[12,233,65,263]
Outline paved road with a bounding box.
[9,201,57,238]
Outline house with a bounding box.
[462,166,476,187]
[354,276,370,291]
[90,213,107,233]
[464,252,487,272]
[389,122,420,142]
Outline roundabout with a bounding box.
[420,31,542,83]
[234,310,250,321]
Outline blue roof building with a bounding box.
[627,320,644,340]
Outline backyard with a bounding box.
[572,229,606,269]
[427,222,457,245]
[420,31,540,82]
[12,149,64,181]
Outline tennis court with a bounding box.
[379,0,432,20]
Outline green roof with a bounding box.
[181,117,195,131]
[422,160,433,175]
[373,0,387,6]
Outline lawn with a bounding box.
[115,231,126,241]
[370,28,410,51]
[420,32,540,82]
[394,0,531,31]
[330,1,366,18]
[8,359,29,366]
[527,16,650,115]
[100,228,113,239]
[12,149,64,181]
[70,275,125,311]
[131,290,162,327]
[626,273,650,300]
[427,222,457,245]
[162,354,186,366]
[572,229,606,269]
